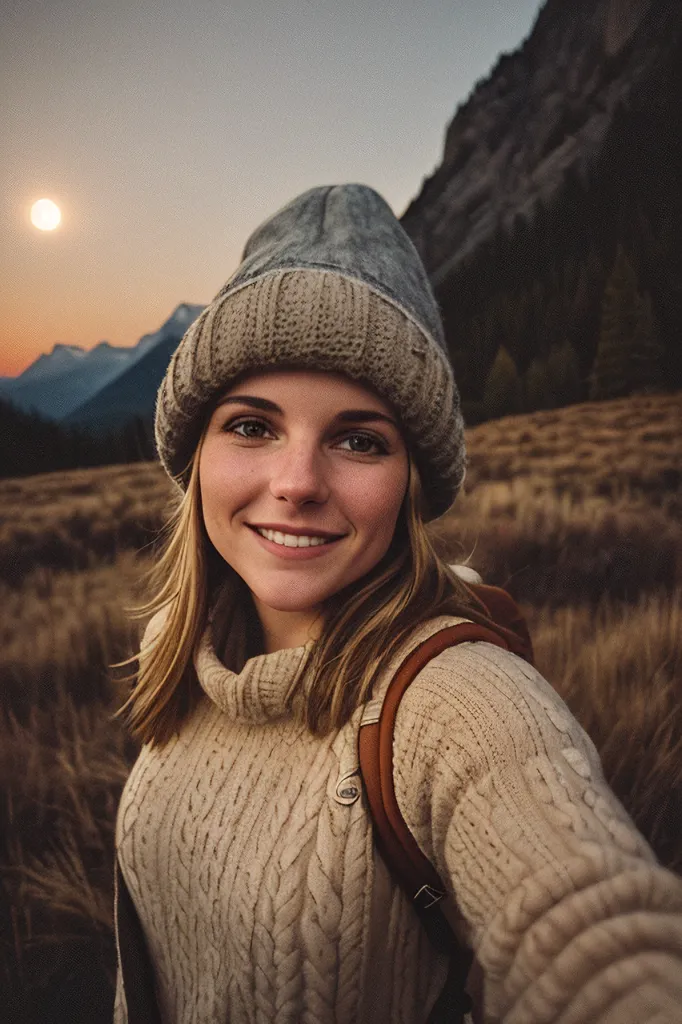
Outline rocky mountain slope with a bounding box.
[401,0,681,418]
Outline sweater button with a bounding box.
[334,776,361,805]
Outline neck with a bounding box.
[210,574,325,662]
[256,606,324,654]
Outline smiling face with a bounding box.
[198,368,410,653]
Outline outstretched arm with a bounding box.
[393,640,682,1023]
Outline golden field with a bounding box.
[1,389,680,1021]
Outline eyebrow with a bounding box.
[214,394,400,429]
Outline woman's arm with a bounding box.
[393,640,682,1023]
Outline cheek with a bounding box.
[199,443,248,502]
[352,466,408,535]
[198,447,239,536]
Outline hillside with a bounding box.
[1,389,680,1020]
[401,0,682,418]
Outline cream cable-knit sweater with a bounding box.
[114,609,682,1023]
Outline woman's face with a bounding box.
[199,369,409,653]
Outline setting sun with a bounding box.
[30,198,61,231]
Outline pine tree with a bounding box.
[524,356,554,411]
[630,293,668,394]
[547,338,583,405]
[483,345,524,420]
[589,246,667,400]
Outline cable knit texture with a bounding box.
[114,611,682,1023]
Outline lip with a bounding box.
[249,525,344,560]
[248,523,346,539]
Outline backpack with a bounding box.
[358,577,535,1024]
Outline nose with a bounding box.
[268,440,331,505]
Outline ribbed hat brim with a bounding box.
[154,269,466,521]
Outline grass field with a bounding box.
[1,389,680,1022]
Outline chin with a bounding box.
[247,583,331,610]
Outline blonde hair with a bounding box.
[111,418,487,748]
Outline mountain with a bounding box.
[61,303,205,434]
[0,342,128,421]
[0,304,204,425]
[399,0,682,417]
[7,0,680,444]
[14,343,88,384]
[127,303,205,363]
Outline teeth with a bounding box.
[257,528,330,548]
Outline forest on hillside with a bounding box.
[403,14,682,426]
[0,398,155,481]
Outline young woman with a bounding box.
[113,184,682,1024]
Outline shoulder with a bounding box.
[391,636,659,876]
[394,638,604,786]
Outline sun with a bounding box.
[30,198,62,231]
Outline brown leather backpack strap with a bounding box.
[468,582,535,664]
[360,622,511,1024]
[359,622,511,910]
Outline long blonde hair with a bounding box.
[111,417,486,748]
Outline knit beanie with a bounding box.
[154,183,466,521]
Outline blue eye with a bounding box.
[223,417,389,455]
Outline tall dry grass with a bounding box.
[0,462,172,584]
[1,390,681,1020]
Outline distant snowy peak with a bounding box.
[18,344,88,384]
[88,341,132,364]
[61,302,207,432]
[169,302,205,327]
[7,304,206,385]
[0,303,206,422]
[53,343,87,356]
[134,303,205,358]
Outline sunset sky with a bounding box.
[1,0,542,378]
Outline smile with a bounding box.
[249,525,344,560]
[256,527,330,547]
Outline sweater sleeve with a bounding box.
[392,640,682,1024]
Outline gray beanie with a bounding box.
[154,183,466,521]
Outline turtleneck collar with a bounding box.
[194,621,316,724]
[193,566,480,726]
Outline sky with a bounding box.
[1,0,543,378]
